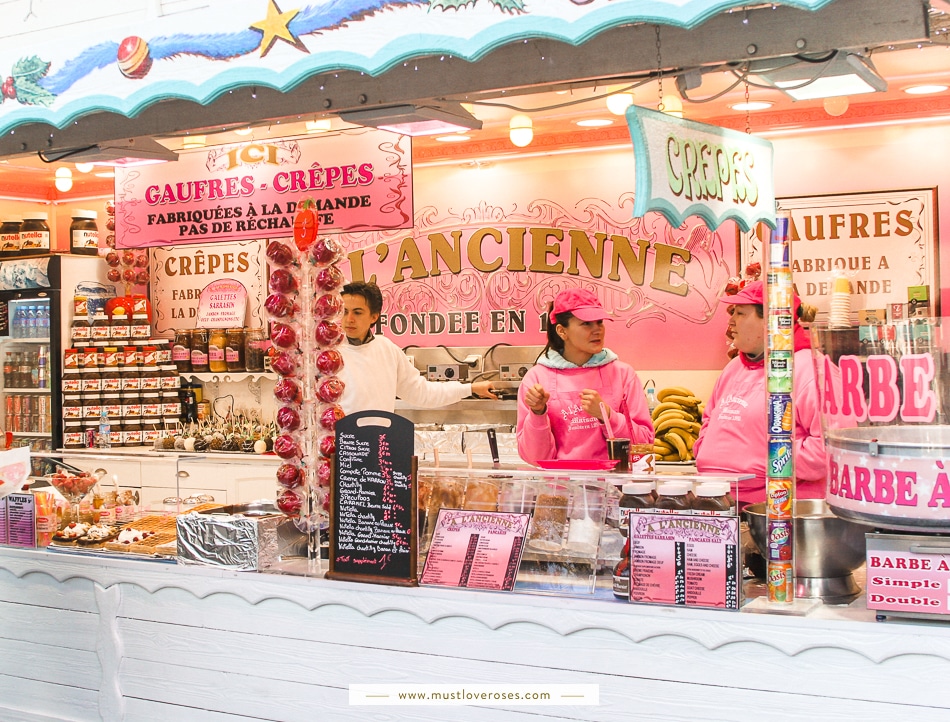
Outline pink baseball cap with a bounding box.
[721,280,801,314]
[550,288,611,323]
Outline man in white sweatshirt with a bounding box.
[337,282,496,414]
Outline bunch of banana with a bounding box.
[651,387,704,462]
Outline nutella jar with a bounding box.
[130,313,151,341]
[69,210,99,256]
[19,212,50,253]
[161,390,181,418]
[82,392,102,421]
[90,312,111,343]
[80,360,102,394]
[655,482,693,514]
[153,339,171,366]
[618,481,657,536]
[63,347,79,371]
[70,296,91,345]
[141,391,161,419]
[0,217,21,257]
[225,328,245,371]
[62,367,81,394]
[63,420,84,449]
[190,329,210,372]
[110,313,130,346]
[121,346,141,391]
[100,347,122,392]
[121,392,142,420]
[141,419,162,446]
[692,483,735,516]
[172,329,192,373]
[62,393,83,420]
[140,361,161,391]
[159,365,180,390]
[102,393,122,421]
[122,421,142,447]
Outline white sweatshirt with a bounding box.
[338,334,472,414]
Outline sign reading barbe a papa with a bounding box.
[626,106,775,232]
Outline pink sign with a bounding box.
[420,510,530,591]
[629,512,740,609]
[196,278,248,329]
[115,130,412,248]
[866,547,950,616]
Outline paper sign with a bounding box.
[420,510,530,592]
[628,512,740,609]
[865,544,950,616]
[5,492,35,548]
[626,105,775,232]
[195,279,248,329]
[0,446,31,500]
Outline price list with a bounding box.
[629,512,740,609]
[5,493,36,548]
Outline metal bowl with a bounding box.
[745,499,872,602]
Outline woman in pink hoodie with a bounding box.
[517,288,654,465]
[693,281,827,506]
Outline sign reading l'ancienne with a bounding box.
[626,106,775,232]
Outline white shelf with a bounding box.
[2,337,51,344]
[12,431,51,437]
[185,371,275,384]
[3,388,51,394]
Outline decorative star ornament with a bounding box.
[250,0,307,57]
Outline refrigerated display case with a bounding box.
[0,255,116,451]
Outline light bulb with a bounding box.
[306,119,332,133]
[660,94,683,118]
[823,96,849,117]
[74,162,94,174]
[181,135,206,149]
[606,92,634,115]
[54,167,72,192]
[509,114,533,147]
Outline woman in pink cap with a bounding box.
[517,287,654,465]
[693,280,827,506]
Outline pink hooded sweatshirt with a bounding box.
[517,349,654,465]
[693,324,828,505]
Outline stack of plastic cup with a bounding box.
[829,275,852,328]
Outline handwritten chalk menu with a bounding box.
[420,510,530,591]
[628,512,740,610]
[328,410,417,586]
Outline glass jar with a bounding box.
[655,482,693,514]
[172,329,192,373]
[191,329,210,372]
[130,313,151,341]
[70,210,99,256]
[19,212,50,253]
[618,481,656,536]
[244,328,266,372]
[208,329,227,373]
[692,483,735,516]
[70,296,91,345]
[0,218,21,257]
[225,328,245,371]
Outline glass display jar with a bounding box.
[225,328,245,371]
[190,329,210,372]
[244,328,266,372]
[208,329,227,373]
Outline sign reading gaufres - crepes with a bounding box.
[115,129,412,248]
[625,106,775,232]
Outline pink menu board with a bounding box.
[628,512,740,609]
[866,543,950,617]
[420,510,531,592]
[0,497,7,544]
[5,493,35,548]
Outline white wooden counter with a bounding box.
[2,546,949,721]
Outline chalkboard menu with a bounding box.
[328,410,418,586]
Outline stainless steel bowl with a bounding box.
[745,499,872,602]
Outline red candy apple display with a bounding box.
[267,201,345,540]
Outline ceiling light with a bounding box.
[74,162,95,173]
[234,127,253,136]
[435,134,471,142]
[660,94,684,118]
[54,167,72,192]
[576,118,614,128]
[606,92,634,115]
[823,96,850,117]
[753,50,887,101]
[904,84,948,95]
[730,101,774,111]
[340,103,482,137]
[181,135,206,149]
[305,119,332,134]
[39,137,178,165]
[509,114,533,147]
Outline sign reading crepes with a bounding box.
[116,129,412,248]
[625,106,775,232]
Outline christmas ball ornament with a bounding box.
[117,36,153,79]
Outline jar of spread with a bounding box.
[62,366,81,394]
[161,390,181,418]
[208,329,227,373]
[120,346,141,392]
[141,418,162,446]
[122,420,142,447]
[70,296,91,345]
[82,392,102,421]
[244,328,266,372]
[69,210,99,256]
[90,312,111,343]
[613,481,657,600]
[130,313,150,341]
[62,393,83,420]
[110,312,130,346]
[19,212,50,253]
[140,361,161,392]
[141,391,161,419]
[0,217,21,257]
[63,420,84,449]
[63,347,79,372]
[159,364,180,391]
[100,348,122,393]
[655,482,693,514]
[173,329,192,373]
[153,339,171,366]
[225,328,245,371]
[191,329,210,372]
[692,483,735,516]
[121,392,142,421]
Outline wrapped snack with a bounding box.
[270,322,298,349]
[313,293,343,319]
[319,404,345,431]
[316,349,344,375]
[318,433,336,458]
[315,264,344,291]
[266,241,296,267]
[310,237,342,265]
[268,268,299,294]
[270,350,298,377]
[273,434,301,460]
[276,462,304,489]
[264,292,297,319]
[317,376,345,404]
[276,488,304,516]
[314,319,343,347]
[276,405,302,432]
[273,377,302,404]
